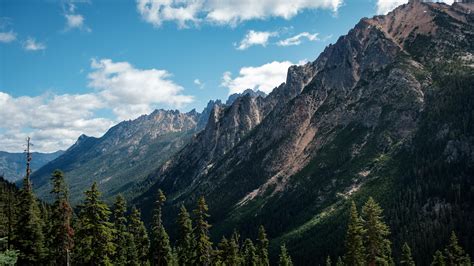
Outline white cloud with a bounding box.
[221,61,297,94]
[376,0,454,15]
[194,78,204,89]
[63,1,91,32]
[236,30,278,50]
[88,58,194,120]
[0,92,113,152]
[0,58,195,152]
[0,31,16,43]
[23,37,46,51]
[137,0,343,27]
[277,32,319,46]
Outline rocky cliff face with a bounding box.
[134,2,473,264]
[31,109,203,204]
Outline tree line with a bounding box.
[0,170,471,265]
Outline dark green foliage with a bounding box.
[242,238,258,266]
[257,225,270,266]
[326,256,332,266]
[0,177,19,252]
[344,201,366,266]
[49,170,74,265]
[362,197,392,266]
[129,206,150,265]
[193,196,213,265]
[336,256,344,266]
[431,250,446,266]
[0,237,18,265]
[15,176,45,264]
[400,243,415,266]
[176,204,194,265]
[278,245,293,266]
[444,232,471,266]
[112,195,129,265]
[74,182,114,265]
[151,189,172,266]
[217,233,241,266]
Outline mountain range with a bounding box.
[24,1,474,264]
[0,150,63,182]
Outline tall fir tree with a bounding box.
[361,197,392,266]
[242,238,258,266]
[176,204,194,265]
[278,244,293,266]
[326,256,332,266]
[257,225,269,266]
[400,242,415,266]
[431,250,445,266]
[444,231,471,266]
[112,195,129,265]
[344,201,366,266]
[15,176,45,264]
[336,256,344,266]
[74,182,114,265]
[129,206,150,265]
[49,170,74,266]
[193,196,213,266]
[151,190,172,266]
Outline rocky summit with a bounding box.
[132,2,473,264]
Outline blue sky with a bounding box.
[0,0,452,152]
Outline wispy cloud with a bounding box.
[376,0,454,14]
[194,79,205,89]
[236,30,278,50]
[277,32,319,46]
[137,0,343,28]
[23,37,46,51]
[63,1,91,32]
[0,31,16,43]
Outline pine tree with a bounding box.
[15,175,45,264]
[193,196,213,266]
[129,206,150,265]
[126,231,139,266]
[336,256,344,266]
[177,204,194,265]
[326,256,332,266]
[278,244,293,266]
[400,242,415,266]
[112,195,129,265]
[49,170,74,266]
[242,238,258,266]
[431,250,445,266]
[257,225,269,266]
[344,201,366,266]
[444,231,471,266]
[361,197,392,266]
[74,182,114,265]
[217,233,241,266]
[151,189,172,266]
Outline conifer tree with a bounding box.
[361,197,392,266]
[278,244,293,266]
[49,170,74,266]
[193,196,213,265]
[431,250,445,266]
[344,201,365,266]
[217,233,241,266]
[242,238,258,266]
[257,225,269,266]
[177,204,194,265]
[74,182,114,265]
[126,232,139,266]
[400,242,415,266]
[151,189,172,266]
[444,231,471,266]
[326,256,332,266]
[112,195,129,265]
[15,176,45,264]
[336,256,344,266]
[129,206,150,265]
